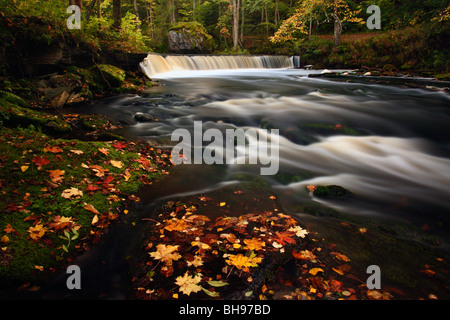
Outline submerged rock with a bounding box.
[312,185,353,200]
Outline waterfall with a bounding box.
[140,53,294,78]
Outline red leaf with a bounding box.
[86,184,100,191]
[112,141,127,149]
[103,175,114,185]
[275,231,297,245]
[32,156,50,167]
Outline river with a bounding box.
[17,55,450,299]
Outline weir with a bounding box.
[140,53,294,78]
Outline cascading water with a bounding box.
[140,53,294,78]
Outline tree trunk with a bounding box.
[113,0,122,29]
[170,0,176,24]
[333,0,341,46]
[309,14,312,40]
[240,0,245,43]
[86,0,97,22]
[132,0,139,19]
[229,0,240,51]
[274,0,279,25]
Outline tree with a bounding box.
[270,0,363,46]
[113,0,122,29]
[229,0,241,51]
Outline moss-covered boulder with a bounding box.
[89,64,126,88]
[168,22,214,54]
[0,99,71,134]
[0,91,28,108]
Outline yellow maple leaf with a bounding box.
[149,244,181,265]
[243,238,265,251]
[225,253,262,270]
[28,223,47,240]
[164,218,189,232]
[175,272,202,296]
[186,255,204,267]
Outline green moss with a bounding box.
[89,64,126,88]
[0,91,28,107]
[0,99,71,134]
[0,126,163,288]
[313,185,353,200]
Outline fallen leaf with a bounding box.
[164,218,189,232]
[288,226,308,238]
[28,223,47,240]
[175,272,202,296]
[84,203,100,214]
[110,160,123,168]
[308,268,324,275]
[61,187,83,199]
[112,141,127,149]
[207,280,229,287]
[331,252,350,262]
[292,250,316,261]
[48,169,65,183]
[44,146,62,153]
[98,147,109,155]
[219,202,226,207]
[20,166,29,172]
[186,255,204,267]
[70,149,84,155]
[1,235,9,243]
[225,253,262,270]
[4,224,15,234]
[91,215,99,225]
[243,238,266,251]
[32,156,50,167]
[149,244,181,265]
[123,169,132,181]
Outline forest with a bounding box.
[0,0,449,73]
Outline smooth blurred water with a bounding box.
[88,68,450,244]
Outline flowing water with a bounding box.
[106,56,450,242]
[12,55,450,299]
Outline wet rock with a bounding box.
[134,112,154,122]
[50,91,69,109]
[313,185,353,200]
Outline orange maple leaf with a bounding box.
[243,238,265,251]
[28,223,47,240]
[225,253,262,271]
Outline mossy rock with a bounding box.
[0,91,28,108]
[168,21,214,53]
[89,64,126,88]
[312,185,353,200]
[0,99,71,134]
